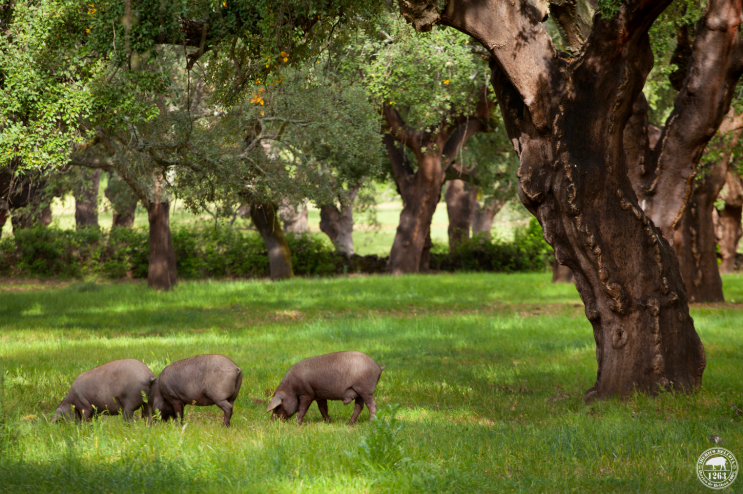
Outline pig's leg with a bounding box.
[215,400,233,427]
[142,402,152,423]
[362,394,378,421]
[295,396,314,425]
[348,397,364,426]
[170,399,185,424]
[317,399,331,423]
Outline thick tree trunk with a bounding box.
[718,170,743,273]
[105,171,138,228]
[279,202,310,234]
[383,94,493,274]
[146,201,177,290]
[387,151,445,274]
[403,0,707,400]
[718,203,742,273]
[471,198,505,239]
[74,168,101,230]
[445,179,477,251]
[250,202,293,280]
[319,187,358,256]
[673,171,726,302]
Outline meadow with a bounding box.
[1,273,742,493]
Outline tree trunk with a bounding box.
[445,179,477,251]
[718,203,742,273]
[0,203,7,238]
[673,172,725,302]
[387,150,445,274]
[402,0,708,400]
[105,171,138,228]
[383,94,493,274]
[250,202,293,280]
[74,168,101,229]
[471,198,505,239]
[718,169,743,273]
[146,201,177,290]
[319,187,358,256]
[279,202,310,234]
[552,263,574,283]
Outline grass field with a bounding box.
[1,273,742,493]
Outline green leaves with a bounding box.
[350,404,410,471]
[347,17,489,130]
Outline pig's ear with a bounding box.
[266,395,283,412]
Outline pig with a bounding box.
[267,351,385,425]
[51,359,156,423]
[149,354,242,427]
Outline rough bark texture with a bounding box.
[673,169,726,302]
[383,90,494,274]
[400,0,709,400]
[319,187,358,256]
[279,202,310,234]
[147,201,177,290]
[445,179,478,250]
[74,168,101,230]
[632,1,743,245]
[718,170,743,273]
[250,202,293,280]
[552,263,575,283]
[674,111,743,300]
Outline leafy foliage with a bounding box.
[350,404,409,471]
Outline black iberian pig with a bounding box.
[150,354,242,427]
[267,351,385,425]
[52,359,156,422]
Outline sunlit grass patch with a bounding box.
[1,273,742,493]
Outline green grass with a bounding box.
[1,273,742,493]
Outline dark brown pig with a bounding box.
[51,359,156,422]
[149,354,242,427]
[267,351,384,425]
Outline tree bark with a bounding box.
[472,197,505,238]
[552,263,575,283]
[400,0,708,400]
[319,186,358,256]
[146,201,177,290]
[445,179,477,250]
[279,202,310,234]
[250,202,293,280]
[74,168,101,230]
[631,1,743,244]
[673,170,726,302]
[0,201,8,238]
[383,91,494,274]
[104,171,138,228]
[718,170,743,273]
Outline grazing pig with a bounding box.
[267,351,384,425]
[149,354,242,427]
[51,359,156,423]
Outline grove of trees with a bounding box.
[2,0,743,401]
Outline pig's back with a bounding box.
[288,351,382,397]
[72,359,154,408]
